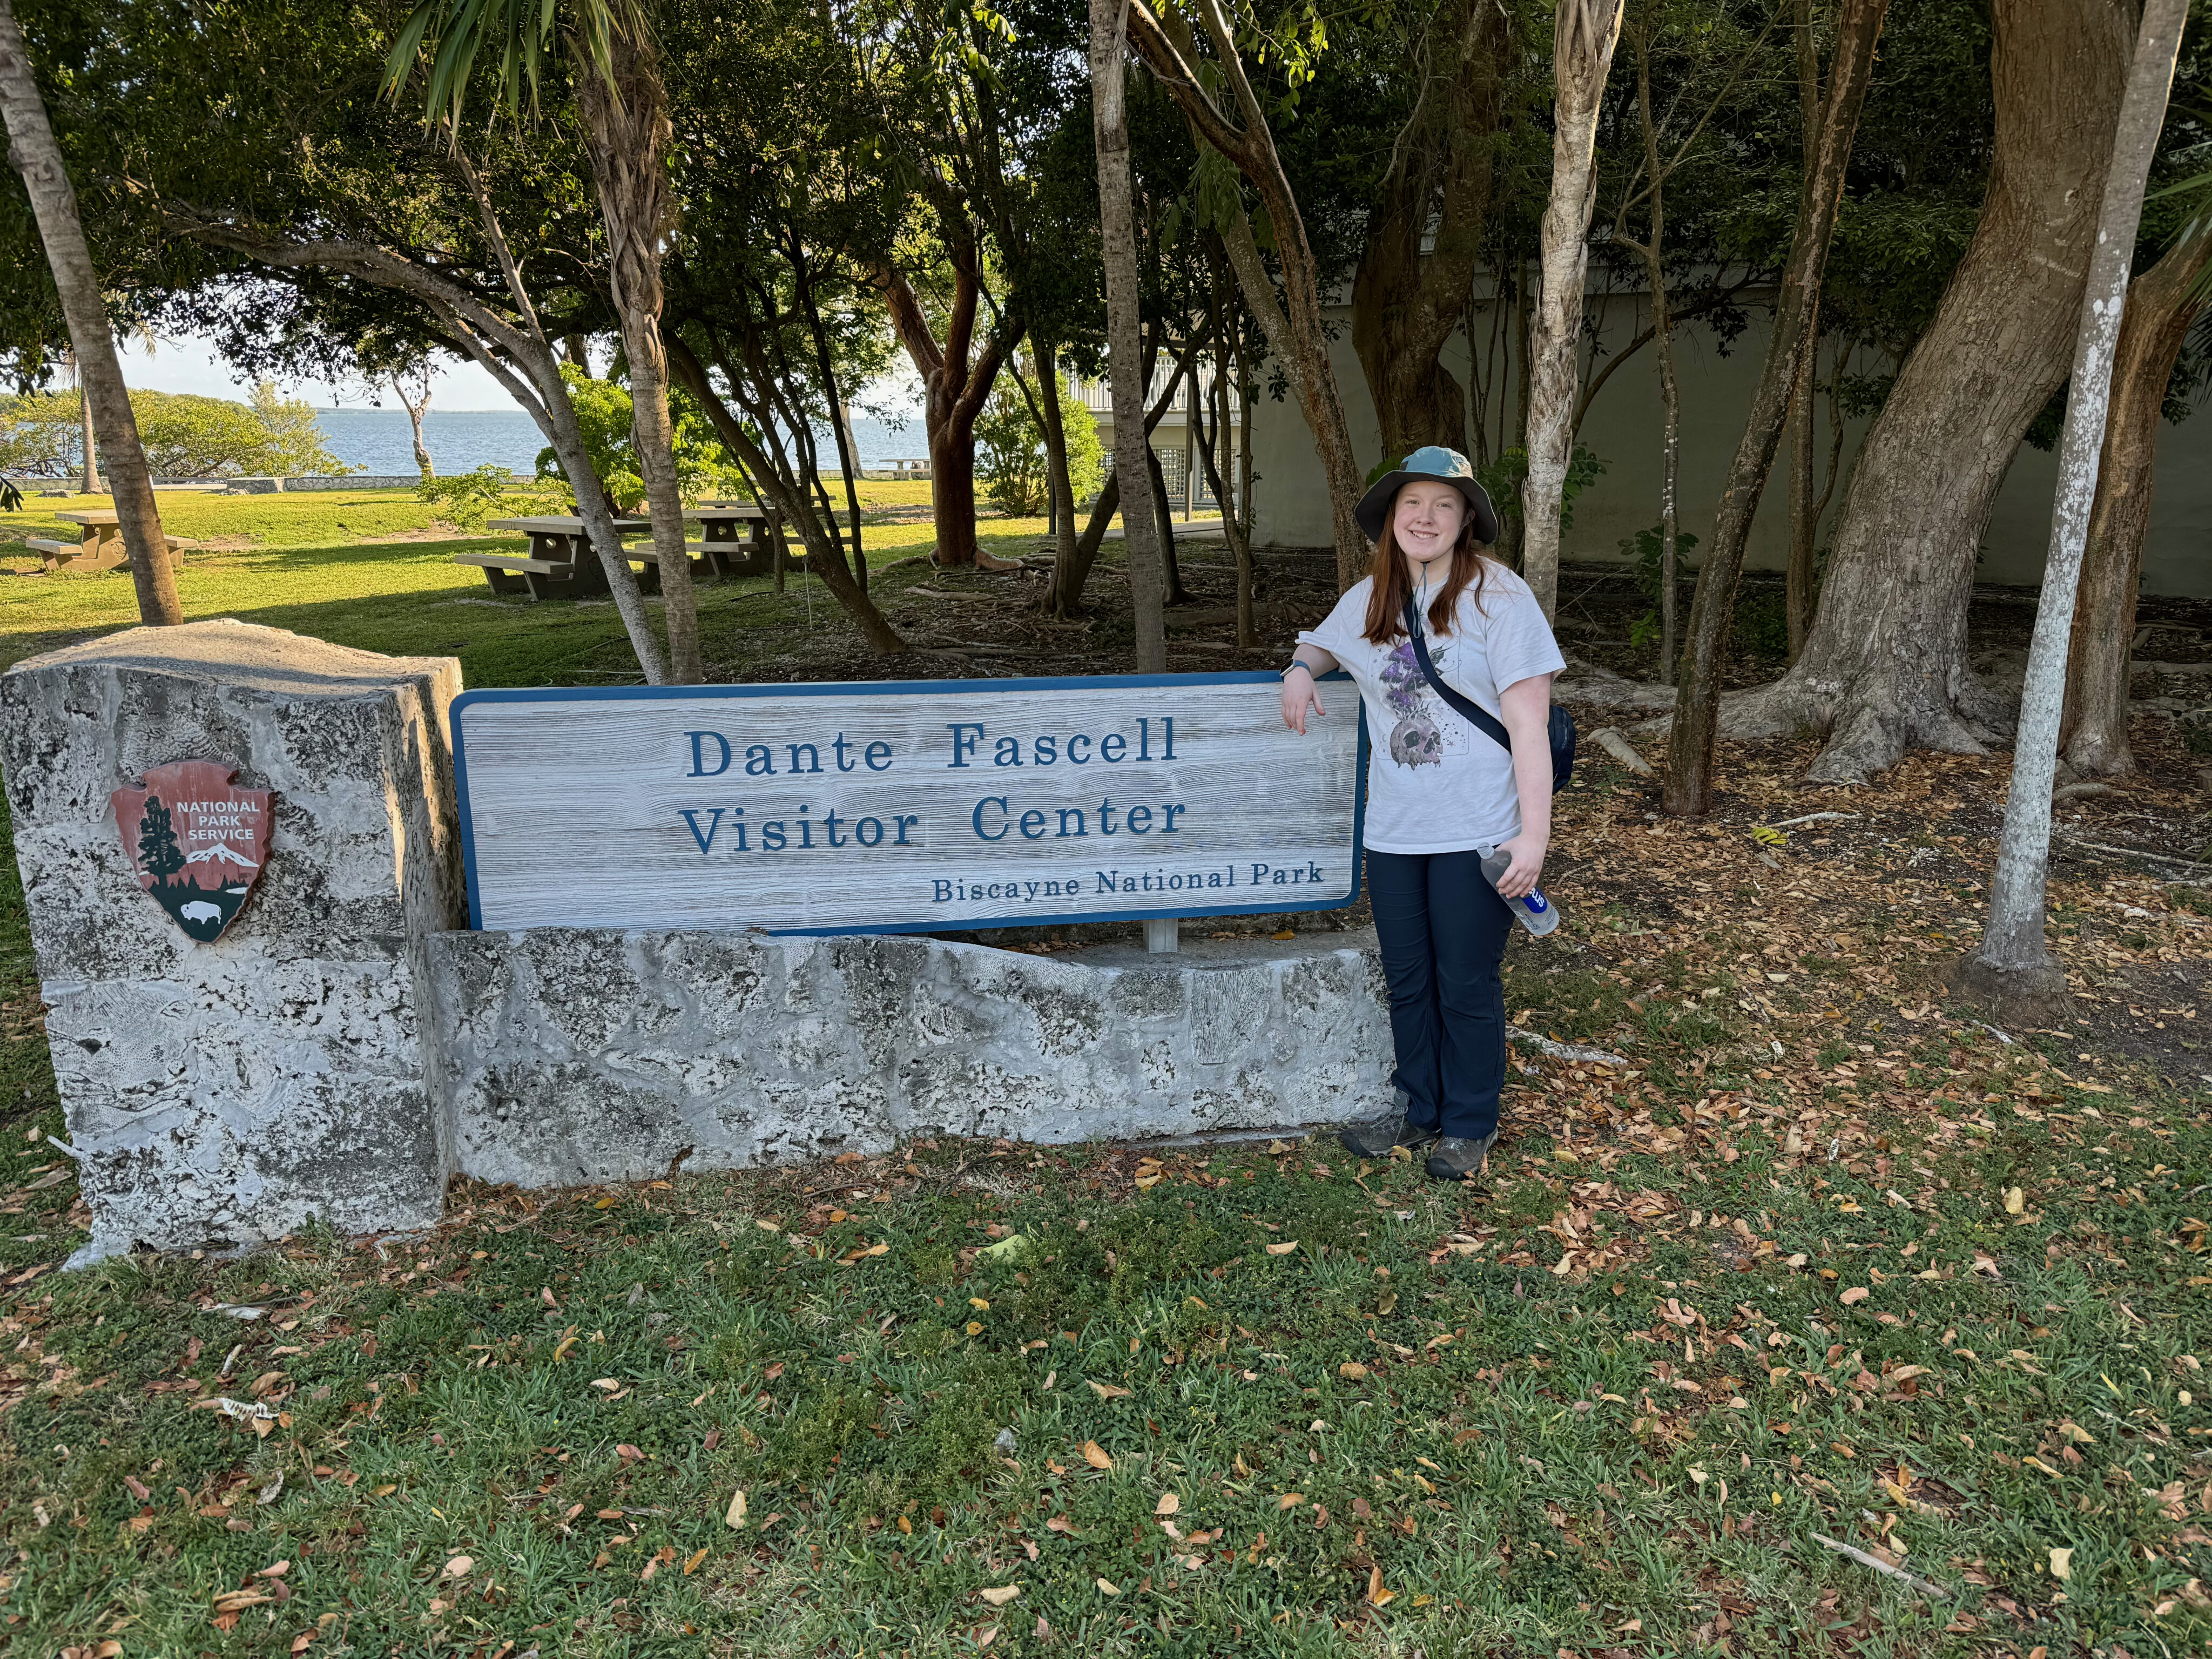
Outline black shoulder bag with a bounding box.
[1401,591,1576,793]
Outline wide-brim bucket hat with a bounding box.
[1354,446,1501,546]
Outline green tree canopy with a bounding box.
[0,384,343,478]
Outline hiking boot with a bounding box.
[1425,1131,1499,1182]
[1338,1093,1438,1159]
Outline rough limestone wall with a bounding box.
[0,621,465,1258]
[429,928,1396,1187]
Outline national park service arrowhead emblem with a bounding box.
[111,760,273,942]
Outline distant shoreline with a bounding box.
[313,407,921,480]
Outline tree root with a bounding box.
[1705,670,2017,786]
[1943,952,2073,1027]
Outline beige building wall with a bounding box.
[1249,291,2212,598]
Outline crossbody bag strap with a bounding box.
[1402,591,1513,755]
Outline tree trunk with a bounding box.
[2058,220,2210,776]
[1623,17,1681,677]
[1143,349,1193,605]
[793,240,868,592]
[1350,0,1503,461]
[1660,0,1888,815]
[1043,338,1196,619]
[1125,0,1368,589]
[393,376,434,478]
[1784,0,1821,663]
[564,334,592,373]
[1519,0,1626,621]
[1145,439,1190,605]
[1032,331,1081,594]
[1784,329,1818,659]
[1959,0,2189,1013]
[1491,253,1532,572]
[576,32,700,683]
[1192,340,1256,647]
[76,373,99,493]
[1092,0,1168,670]
[0,0,180,625]
[1723,0,2137,785]
[879,261,1016,572]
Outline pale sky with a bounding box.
[116,334,516,409]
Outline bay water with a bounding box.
[312,408,921,479]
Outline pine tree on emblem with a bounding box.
[137,795,185,884]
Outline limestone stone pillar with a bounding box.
[0,621,464,1260]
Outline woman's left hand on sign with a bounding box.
[1491,831,1547,899]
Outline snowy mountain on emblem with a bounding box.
[184,845,260,869]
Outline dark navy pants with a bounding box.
[1366,848,1513,1141]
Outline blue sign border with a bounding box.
[449,671,1368,936]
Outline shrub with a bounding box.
[414,464,567,530]
[532,365,745,512]
[976,375,1102,518]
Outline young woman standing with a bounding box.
[1278,448,1564,1181]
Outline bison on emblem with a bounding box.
[111,760,274,943]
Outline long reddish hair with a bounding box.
[1360,501,1491,645]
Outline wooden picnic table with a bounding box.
[462,516,650,600]
[689,500,778,579]
[458,505,781,599]
[28,509,189,576]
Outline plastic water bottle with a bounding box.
[1479,845,1560,938]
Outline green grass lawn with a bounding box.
[0,485,1062,687]
[0,490,2206,1656]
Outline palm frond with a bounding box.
[381,0,650,127]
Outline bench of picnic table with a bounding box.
[27,528,190,575]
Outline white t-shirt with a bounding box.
[1298,563,1566,854]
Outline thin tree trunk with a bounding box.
[564,334,592,373]
[1043,339,1196,618]
[2059,217,2212,775]
[1660,0,1887,815]
[793,238,867,592]
[1145,440,1189,605]
[1235,332,1254,562]
[1125,0,1367,589]
[1624,17,1681,677]
[1784,0,1822,664]
[1,0,179,625]
[392,376,435,479]
[1031,331,1081,593]
[1722,0,2136,785]
[1961,0,2189,1010]
[577,33,700,683]
[76,370,99,493]
[1492,251,1533,571]
[1092,0,1168,670]
[1145,348,1193,605]
[1784,331,1818,659]
[664,334,906,653]
[1519,0,1626,621]
[1206,253,1256,646]
[1192,339,1255,646]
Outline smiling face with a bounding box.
[1392,481,1467,571]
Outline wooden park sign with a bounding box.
[112,760,274,942]
[453,672,1365,934]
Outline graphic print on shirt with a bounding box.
[1380,636,1453,768]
